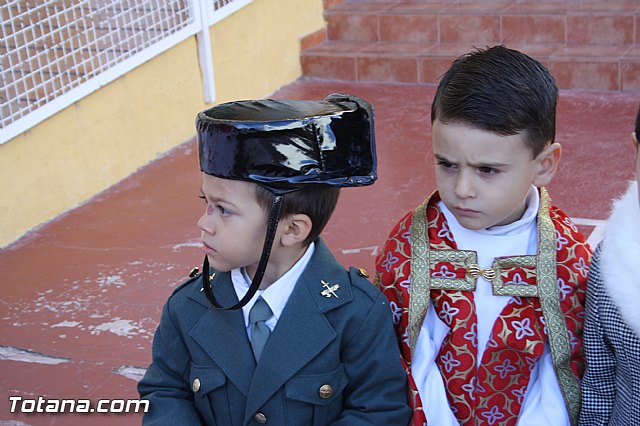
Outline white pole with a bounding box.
[195,0,216,104]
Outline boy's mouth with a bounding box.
[201,241,216,255]
[453,207,480,216]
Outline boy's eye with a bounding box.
[437,160,456,170]
[478,166,499,175]
[199,195,232,216]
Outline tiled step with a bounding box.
[301,1,640,91]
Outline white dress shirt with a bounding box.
[232,242,315,341]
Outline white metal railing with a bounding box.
[0,0,251,144]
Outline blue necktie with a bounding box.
[249,297,272,362]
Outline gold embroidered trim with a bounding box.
[409,198,431,356]
[492,255,538,297]
[429,250,477,291]
[536,187,581,425]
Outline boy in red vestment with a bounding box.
[375,45,591,426]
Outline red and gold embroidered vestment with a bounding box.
[375,189,591,426]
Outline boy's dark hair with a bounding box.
[431,45,558,158]
[255,185,340,246]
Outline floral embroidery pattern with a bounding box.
[481,406,506,425]
[506,273,526,286]
[526,355,540,371]
[437,221,453,241]
[437,301,459,325]
[563,217,578,233]
[512,318,535,340]
[463,323,478,347]
[432,265,456,279]
[402,227,412,244]
[461,377,477,400]
[573,257,589,278]
[399,276,411,290]
[439,351,462,373]
[382,251,399,272]
[390,301,402,325]
[494,358,517,379]
[557,278,572,300]
[556,230,569,250]
[513,386,527,404]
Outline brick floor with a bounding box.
[1,77,638,425]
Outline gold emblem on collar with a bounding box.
[200,273,216,291]
[320,280,340,298]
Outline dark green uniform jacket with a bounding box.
[138,239,410,425]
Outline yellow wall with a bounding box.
[0,0,325,248]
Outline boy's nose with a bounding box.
[454,174,475,199]
[197,212,214,235]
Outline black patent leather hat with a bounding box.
[196,93,376,192]
[196,93,376,310]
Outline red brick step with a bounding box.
[302,1,640,92]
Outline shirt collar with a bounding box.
[232,242,316,328]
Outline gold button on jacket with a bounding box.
[253,412,267,423]
[319,384,333,399]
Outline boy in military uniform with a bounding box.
[138,93,411,425]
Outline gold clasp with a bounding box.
[467,264,497,280]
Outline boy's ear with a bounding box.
[532,142,562,187]
[278,214,312,247]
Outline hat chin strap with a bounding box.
[201,194,284,310]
